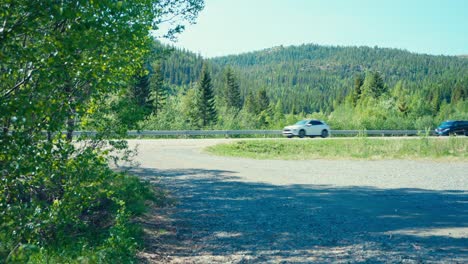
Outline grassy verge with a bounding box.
[206,137,468,160]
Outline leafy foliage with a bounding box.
[1,0,204,262]
[0,137,158,262]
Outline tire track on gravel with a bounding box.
[130,139,468,263]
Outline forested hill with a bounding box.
[159,43,468,87]
[211,44,467,84]
[160,43,467,114]
[209,44,467,113]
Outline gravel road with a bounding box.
[130,139,468,263]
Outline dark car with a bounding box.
[435,120,468,136]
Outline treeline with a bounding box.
[119,42,467,131]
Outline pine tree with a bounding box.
[243,91,258,114]
[431,89,441,113]
[256,88,271,127]
[257,89,270,112]
[273,99,285,125]
[115,67,153,129]
[361,71,386,99]
[224,68,242,110]
[451,82,467,103]
[149,62,167,114]
[181,85,202,129]
[133,71,152,109]
[392,81,410,115]
[350,75,364,106]
[197,64,217,127]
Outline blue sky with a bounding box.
[160,0,468,58]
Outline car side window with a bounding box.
[311,121,322,125]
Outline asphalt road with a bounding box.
[129,139,468,263]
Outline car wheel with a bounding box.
[321,129,329,138]
[299,130,306,138]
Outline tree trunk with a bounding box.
[66,115,74,142]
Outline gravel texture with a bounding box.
[129,139,468,263]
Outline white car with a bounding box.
[282,119,330,138]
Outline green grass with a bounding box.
[206,137,468,160]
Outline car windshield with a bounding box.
[439,121,455,128]
[295,120,308,125]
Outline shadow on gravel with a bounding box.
[132,167,468,263]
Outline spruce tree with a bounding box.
[392,81,410,115]
[149,62,167,114]
[257,88,270,113]
[431,89,441,113]
[350,75,364,106]
[373,71,386,96]
[197,64,217,127]
[256,89,272,128]
[361,71,386,99]
[133,72,152,109]
[181,86,202,129]
[224,68,242,110]
[273,99,285,125]
[243,91,258,114]
[451,82,467,103]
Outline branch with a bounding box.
[1,68,34,100]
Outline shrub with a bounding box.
[0,136,155,263]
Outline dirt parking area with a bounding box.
[128,139,468,263]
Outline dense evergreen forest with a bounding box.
[109,41,467,131]
[211,45,468,113]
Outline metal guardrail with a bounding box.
[72,129,430,137]
[331,130,428,136]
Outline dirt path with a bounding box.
[129,139,468,263]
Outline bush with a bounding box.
[0,136,155,263]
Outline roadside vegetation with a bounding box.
[0,141,159,262]
[206,136,468,161]
[124,43,468,133]
[0,0,203,262]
